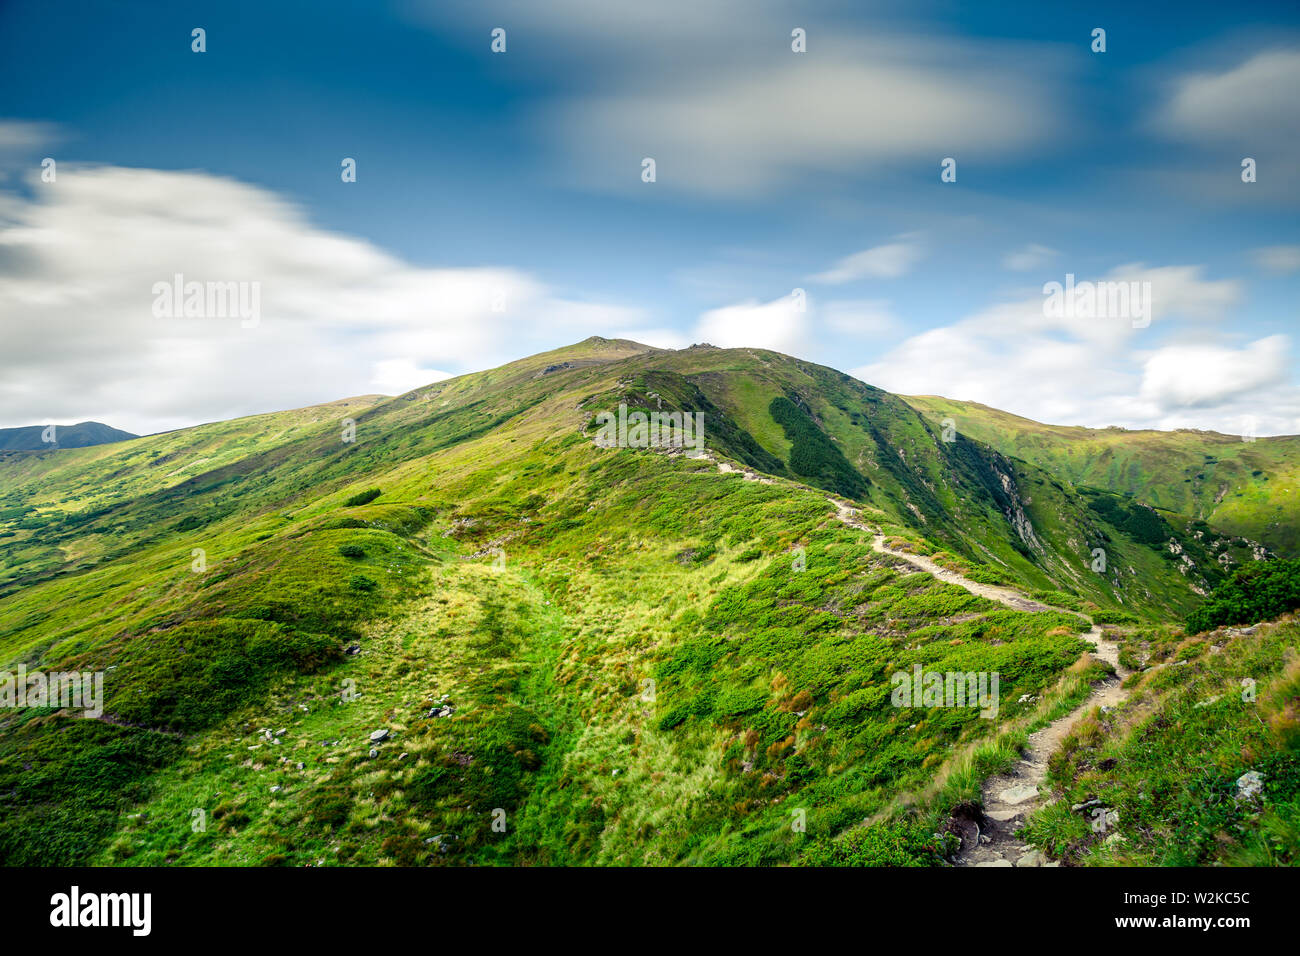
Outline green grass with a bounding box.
[0,337,1294,866]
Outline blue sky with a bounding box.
[1,0,1297,434]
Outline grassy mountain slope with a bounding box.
[0,396,388,593]
[0,338,1292,866]
[905,395,1300,557]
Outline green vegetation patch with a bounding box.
[1186,559,1300,634]
[768,396,869,498]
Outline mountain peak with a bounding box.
[0,420,138,451]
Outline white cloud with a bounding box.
[0,119,60,150]
[1157,50,1300,152]
[1110,263,1241,323]
[934,263,1239,353]
[854,323,1142,428]
[851,264,1298,433]
[811,238,924,283]
[0,119,62,183]
[1139,336,1290,408]
[411,5,1069,198]
[370,360,453,394]
[692,294,809,354]
[1135,49,1300,206]
[1002,243,1058,271]
[409,0,757,48]
[1252,245,1300,274]
[552,47,1062,196]
[685,294,895,358]
[0,166,646,434]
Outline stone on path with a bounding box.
[1000,784,1040,805]
[986,808,1022,822]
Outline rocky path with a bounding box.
[707,463,1135,865]
[829,498,1131,867]
[958,672,1128,867]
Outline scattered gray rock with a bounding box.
[1236,770,1265,803]
[369,728,390,743]
[368,748,379,759]
[1016,849,1046,867]
[1000,784,1040,805]
[985,808,1022,822]
[425,833,457,853]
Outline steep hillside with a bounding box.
[577,346,1261,616]
[0,339,1291,866]
[904,395,1300,557]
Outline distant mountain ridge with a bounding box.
[0,421,137,451]
[903,395,1300,557]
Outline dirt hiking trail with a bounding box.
[706,460,1134,866]
[830,499,1131,867]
